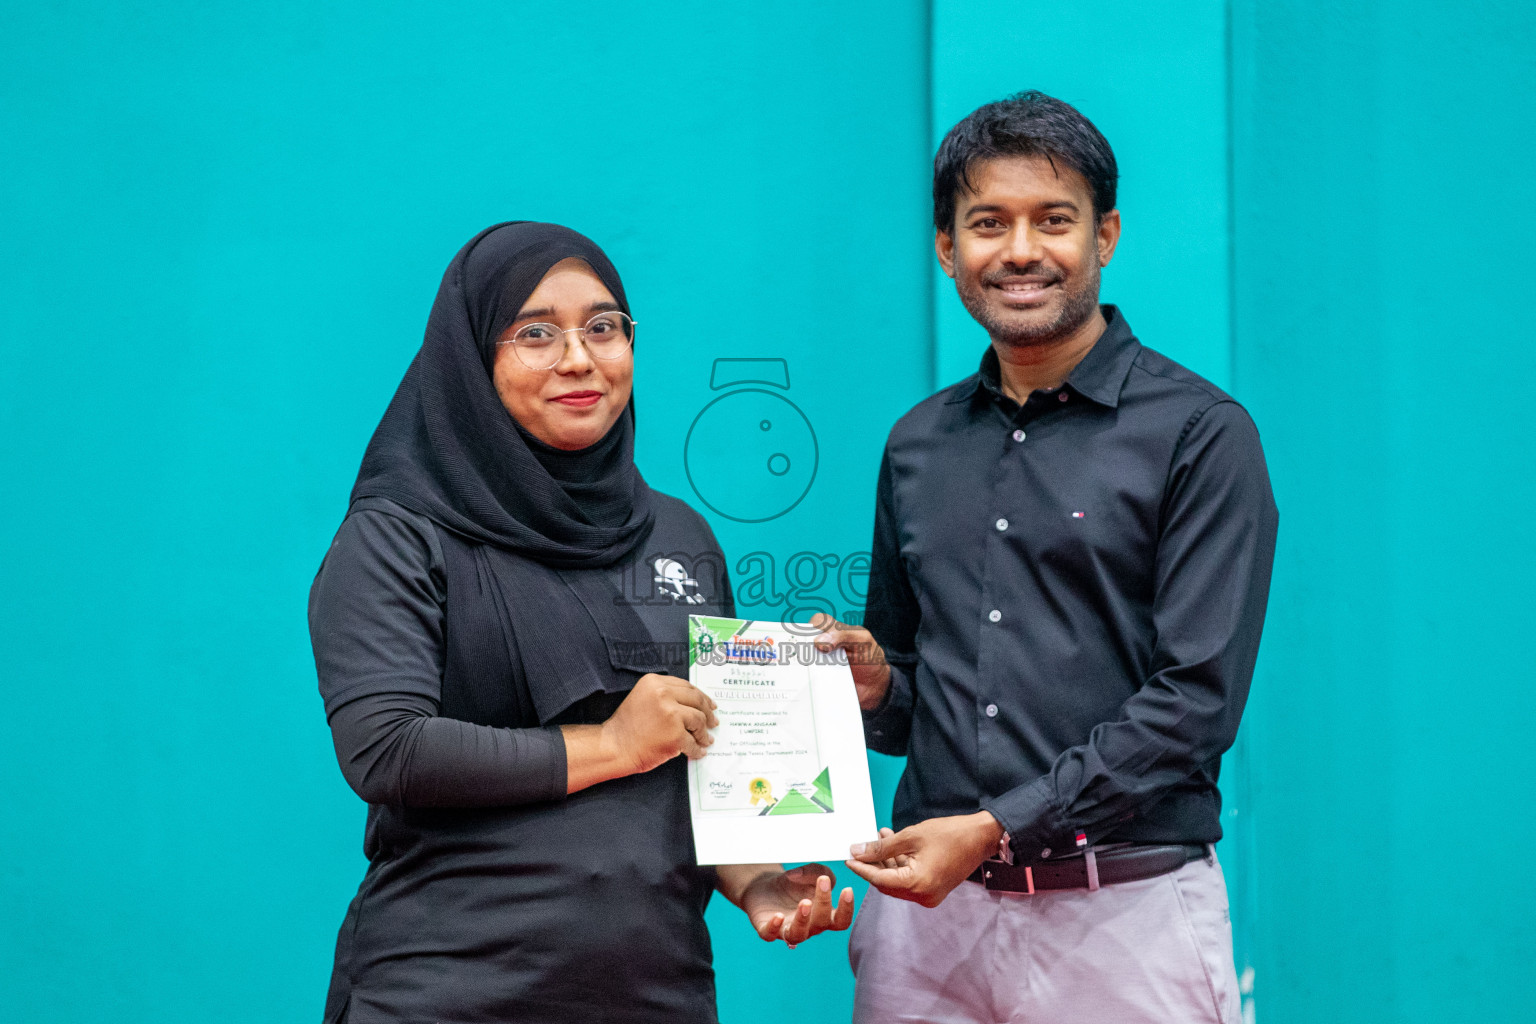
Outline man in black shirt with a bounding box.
[818,92,1277,1023]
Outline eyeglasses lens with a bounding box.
[511,313,633,370]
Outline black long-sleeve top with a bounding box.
[312,496,732,809]
[862,306,1278,863]
[312,504,570,807]
[309,493,734,1024]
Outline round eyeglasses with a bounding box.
[496,311,636,370]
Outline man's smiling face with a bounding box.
[937,154,1120,348]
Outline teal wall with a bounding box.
[1232,3,1536,1021]
[0,4,928,1022]
[2,3,1532,1023]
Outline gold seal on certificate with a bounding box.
[687,616,879,865]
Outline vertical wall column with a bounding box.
[926,0,1253,995]
[1230,2,1536,1021]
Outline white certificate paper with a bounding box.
[686,616,879,865]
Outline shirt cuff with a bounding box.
[980,775,1061,863]
[527,725,570,804]
[861,662,915,756]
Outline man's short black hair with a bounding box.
[933,90,1118,233]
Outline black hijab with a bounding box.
[351,221,654,568]
[348,223,666,723]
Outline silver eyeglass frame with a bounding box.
[495,311,637,370]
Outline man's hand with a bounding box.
[810,613,891,710]
[843,812,1005,908]
[717,864,855,948]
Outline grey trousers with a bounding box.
[849,848,1241,1024]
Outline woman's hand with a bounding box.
[562,674,718,793]
[716,864,856,948]
[602,673,718,774]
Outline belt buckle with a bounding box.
[982,861,1034,895]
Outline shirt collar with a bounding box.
[949,305,1140,409]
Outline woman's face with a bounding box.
[492,257,634,451]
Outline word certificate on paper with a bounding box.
[686,616,878,865]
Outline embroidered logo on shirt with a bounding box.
[654,557,707,604]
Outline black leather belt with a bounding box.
[966,843,1208,894]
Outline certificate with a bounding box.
[686,616,879,865]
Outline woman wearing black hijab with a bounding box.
[309,222,854,1023]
